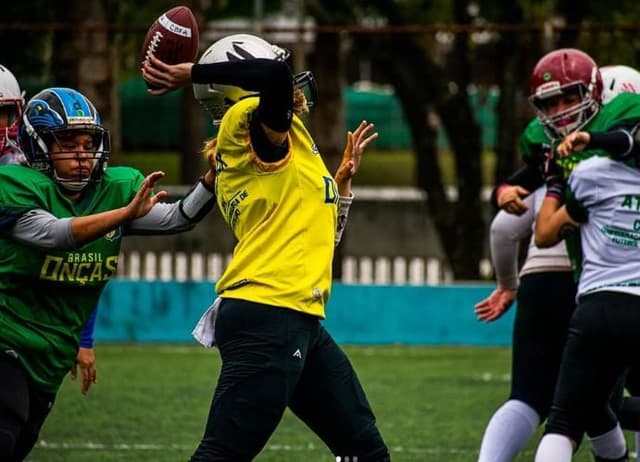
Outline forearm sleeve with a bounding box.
[335,193,353,246]
[125,179,215,235]
[12,210,77,249]
[79,307,97,348]
[587,129,634,159]
[192,59,293,132]
[489,194,535,289]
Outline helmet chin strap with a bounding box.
[52,161,97,192]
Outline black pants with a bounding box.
[545,291,640,445]
[0,353,55,462]
[190,298,389,462]
[510,271,577,420]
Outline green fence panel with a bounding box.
[120,78,499,151]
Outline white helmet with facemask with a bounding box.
[0,65,25,157]
[193,34,316,125]
[600,65,640,104]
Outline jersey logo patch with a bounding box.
[105,227,122,242]
[292,349,302,359]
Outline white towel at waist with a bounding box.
[192,297,221,348]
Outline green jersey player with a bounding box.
[0,87,217,461]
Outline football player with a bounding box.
[0,64,26,165]
[476,52,640,462]
[0,65,100,396]
[142,33,389,462]
[533,124,640,461]
[0,87,218,461]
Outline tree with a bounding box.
[348,0,486,279]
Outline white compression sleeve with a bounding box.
[335,193,353,246]
[489,194,535,289]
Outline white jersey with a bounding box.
[569,156,640,297]
[490,187,571,289]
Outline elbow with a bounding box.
[534,229,557,248]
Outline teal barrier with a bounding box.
[95,281,514,345]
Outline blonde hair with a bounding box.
[293,88,309,116]
[202,137,217,164]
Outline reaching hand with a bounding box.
[474,286,517,322]
[141,55,194,95]
[70,347,97,395]
[334,120,378,196]
[126,171,168,220]
[496,185,530,215]
[557,131,590,157]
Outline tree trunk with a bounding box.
[180,0,209,183]
[51,0,117,160]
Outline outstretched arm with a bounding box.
[11,171,168,249]
[334,121,378,246]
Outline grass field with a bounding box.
[26,344,624,462]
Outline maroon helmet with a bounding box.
[529,48,603,138]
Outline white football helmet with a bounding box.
[193,33,316,125]
[0,64,25,155]
[600,65,640,104]
[193,34,289,124]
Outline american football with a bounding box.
[140,6,199,88]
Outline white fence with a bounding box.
[115,251,494,285]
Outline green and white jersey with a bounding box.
[520,92,640,279]
[0,164,144,393]
[567,156,640,298]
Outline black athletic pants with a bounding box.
[545,291,640,446]
[509,271,577,420]
[0,352,55,462]
[190,298,389,462]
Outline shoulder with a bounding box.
[0,165,55,208]
[219,97,259,133]
[519,118,548,160]
[0,165,53,190]
[568,157,614,193]
[595,93,640,127]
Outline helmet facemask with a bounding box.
[530,76,600,139]
[43,127,110,192]
[0,100,22,155]
[293,71,317,116]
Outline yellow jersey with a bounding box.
[214,97,338,318]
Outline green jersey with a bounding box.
[519,92,640,280]
[0,165,144,392]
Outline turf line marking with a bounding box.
[35,440,533,455]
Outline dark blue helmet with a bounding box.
[19,87,110,191]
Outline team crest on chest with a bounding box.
[104,227,122,242]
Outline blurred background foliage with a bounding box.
[4,0,640,278]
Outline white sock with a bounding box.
[635,432,640,462]
[535,433,573,462]
[477,399,540,462]
[589,423,626,460]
